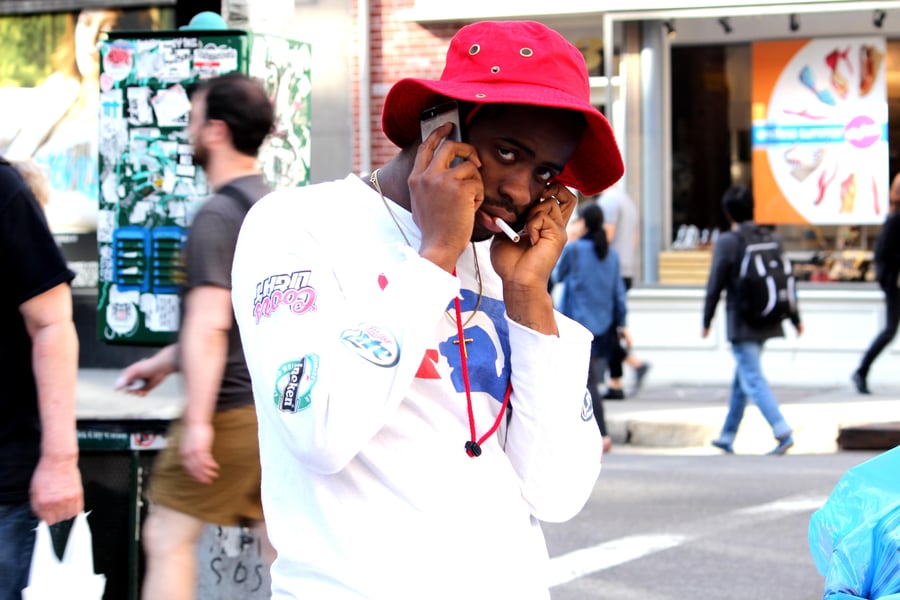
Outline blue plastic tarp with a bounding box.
[809,446,900,600]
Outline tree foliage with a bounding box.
[0,13,67,88]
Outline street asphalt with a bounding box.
[75,368,900,455]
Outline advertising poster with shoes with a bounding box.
[751,37,888,225]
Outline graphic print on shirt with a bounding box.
[415,349,441,379]
[437,288,511,402]
[273,355,319,413]
[253,270,317,324]
[581,390,594,421]
[340,323,400,367]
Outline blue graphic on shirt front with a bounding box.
[438,289,510,402]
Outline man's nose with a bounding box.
[497,168,535,207]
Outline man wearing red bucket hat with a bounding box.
[231,20,623,599]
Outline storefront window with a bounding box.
[671,40,898,285]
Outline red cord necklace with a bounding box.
[370,170,511,458]
[452,269,512,458]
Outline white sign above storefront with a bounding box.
[404,0,900,22]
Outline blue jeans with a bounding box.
[718,341,792,444]
[0,502,38,600]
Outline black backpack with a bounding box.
[735,228,797,326]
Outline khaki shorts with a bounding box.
[148,404,263,526]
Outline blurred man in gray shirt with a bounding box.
[598,186,650,398]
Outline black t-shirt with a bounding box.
[183,174,271,411]
[0,161,75,503]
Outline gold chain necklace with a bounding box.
[370,169,413,247]
[369,169,482,327]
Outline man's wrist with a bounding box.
[40,448,79,463]
[503,284,557,334]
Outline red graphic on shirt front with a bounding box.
[378,273,388,290]
[415,349,441,379]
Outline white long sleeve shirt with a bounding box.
[231,174,603,599]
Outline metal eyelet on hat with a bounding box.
[469,44,480,55]
[520,48,534,57]
[490,66,500,74]
[475,93,486,98]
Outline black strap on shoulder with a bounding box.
[736,224,772,249]
[216,183,255,214]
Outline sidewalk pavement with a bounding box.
[75,368,900,455]
[604,380,900,455]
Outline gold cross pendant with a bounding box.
[453,337,474,358]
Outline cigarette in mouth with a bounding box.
[494,217,520,243]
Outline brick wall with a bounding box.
[353,0,465,171]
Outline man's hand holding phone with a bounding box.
[408,103,483,273]
[490,182,576,335]
[491,181,576,283]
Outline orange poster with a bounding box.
[752,37,888,224]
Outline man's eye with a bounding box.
[497,148,515,162]
[536,168,554,182]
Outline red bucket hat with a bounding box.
[382,20,624,196]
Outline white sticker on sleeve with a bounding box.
[340,324,400,367]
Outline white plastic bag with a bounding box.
[22,512,106,600]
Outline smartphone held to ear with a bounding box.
[421,101,465,168]
[420,101,463,143]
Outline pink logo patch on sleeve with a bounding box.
[254,271,317,324]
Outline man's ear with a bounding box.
[206,119,231,146]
